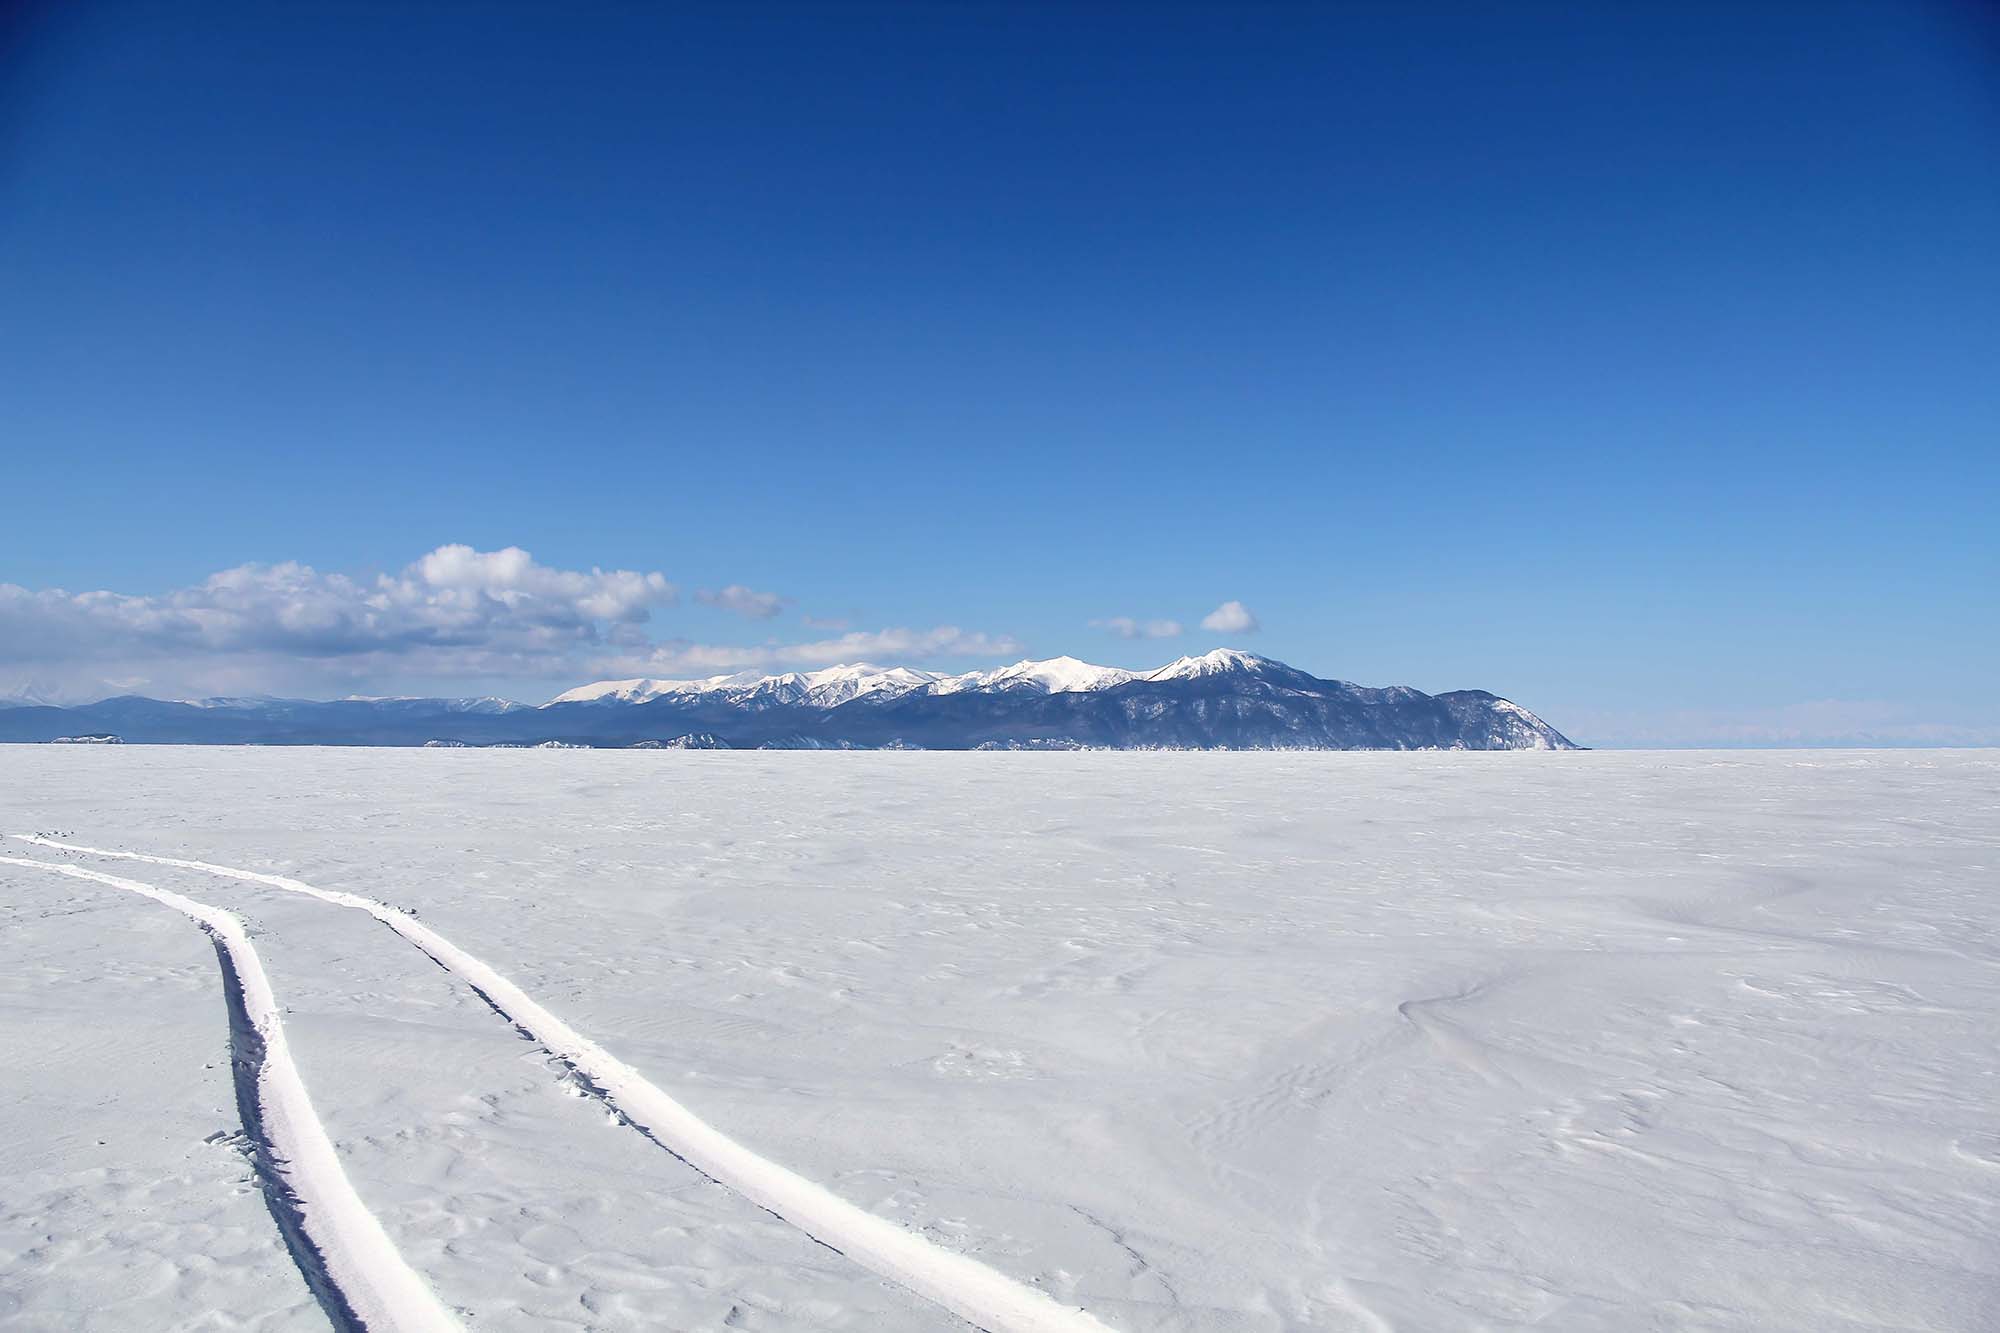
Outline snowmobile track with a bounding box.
[0,853,462,1333]
[9,834,1116,1333]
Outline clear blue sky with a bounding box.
[2,2,1996,744]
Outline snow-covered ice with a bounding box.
[2,747,1996,1331]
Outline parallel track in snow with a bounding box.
[0,853,462,1333]
[9,834,1117,1333]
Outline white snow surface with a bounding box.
[3,747,1998,1332]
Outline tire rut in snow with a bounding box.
[206,929,369,1333]
[9,834,1118,1333]
[0,854,462,1333]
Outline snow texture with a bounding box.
[2,747,1997,1332]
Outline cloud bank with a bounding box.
[0,546,1013,702]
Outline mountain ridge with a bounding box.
[0,650,1579,750]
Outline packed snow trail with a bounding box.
[0,853,463,1333]
[9,835,1118,1333]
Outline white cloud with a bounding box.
[695,584,789,619]
[383,545,676,626]
[0,547,1022,702]
[1,546,672,661]
[1092,616,1183,640]
[0,545,676,699]
[1199,600,1260,634]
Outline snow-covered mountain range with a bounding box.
[550,654,1150,707]
[0,651,1579,750]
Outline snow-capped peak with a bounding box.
[1145,648,1275,681]
[548,664,941,707]
[932,656,1137,696]
[785,663,942,706]
[548,677,693,705]
[553,650,1287,708]
[998,656,1140,693]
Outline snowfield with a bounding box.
[1,748,1996,1332]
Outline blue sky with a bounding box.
[2,2,1995,744]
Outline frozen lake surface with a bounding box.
[1,748,1996,1331]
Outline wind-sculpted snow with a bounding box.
[0,855,461,1333]
[3,748,1996,1331]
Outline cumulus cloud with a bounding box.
[2,545,672,655]
[695,584,789,619]
[389,545,675,625]
[0,547,1022,702]
[1092,616,1182,640]
[0,545,672,699]
[1199,600,1260,634]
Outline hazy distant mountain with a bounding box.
[0,650,1577,750]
